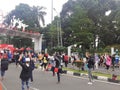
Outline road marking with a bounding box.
[38,69,120,86]
[35,69,120,86]
[0,81,7,90]
[63,74,120,86]
[1,81,40,90]
[30,87,39,90]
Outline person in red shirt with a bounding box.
[63,53,69,67]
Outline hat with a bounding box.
[25,58,30,62]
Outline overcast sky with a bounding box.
[0,0,68,25]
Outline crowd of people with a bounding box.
[0,49,120,89]
[0,49,70,90]
[84,52,120,85]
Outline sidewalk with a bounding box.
[67,63,120,75]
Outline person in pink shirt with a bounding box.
[106,55,111,70]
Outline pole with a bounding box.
[59,18,63,47]
[51,0,53,22]
[53,8,63,47]
[57,19,60,46]
[50,0,53,48]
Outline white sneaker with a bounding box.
[88,82,93,85]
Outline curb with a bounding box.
[63,70,120,83]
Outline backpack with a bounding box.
[87,56,94,68]
[90,56,95,65]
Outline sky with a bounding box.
[0,0,68,25]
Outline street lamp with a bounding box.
[51,0,53,22]
[59,18,63,47]
[53,8,63,47]
[51,0,63,47]
[53,8,60,46]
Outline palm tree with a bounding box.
[32,6,47,27]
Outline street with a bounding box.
[1,63,120,90]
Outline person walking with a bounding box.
[63,53,69,67]
[7,50,13,63]
[86,53,94,85]
[41,54,48,71]
[111,54,115,71]
[0,53,9,81]
[38,52,43,64]
[54,52,62,83]
[94,53,99,69]
[13,51,20,67]
[18,53,33,90]
[49,54,55,76]
[106,54,112,70]
[29,57,35,82]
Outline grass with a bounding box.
[63,67,120,80]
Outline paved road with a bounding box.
[1,64,120,90]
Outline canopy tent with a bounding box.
[0,44,15,53]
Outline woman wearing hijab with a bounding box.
[18,53,33,90]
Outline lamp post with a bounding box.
[53,8,60,46]
[59,17,63,47]
[50,0,54,48]
[53,8,63,47]
[51,0,53,22]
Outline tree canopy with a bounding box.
[3,0,120,52]
[4,3,46,31]
[59,0,120,50]
[3,3,46,48]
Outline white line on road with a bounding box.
[0,81,7,90]
[30,87,40,90]
[63,74,120,86]
[1,81,40,90]
[34,69,120,86]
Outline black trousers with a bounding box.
[51,67,55,76]
[30,71,33,82]
[64,61,68,67]
[57,71,60,82]
[57,68,62,82]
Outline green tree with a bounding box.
[61,0,95,49]
[3,3,46,48]
[32,6,46,27]
[60,0,120,51]
[4,3,46,30]
[42,16,60,48]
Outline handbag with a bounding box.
[54,67,58,73]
